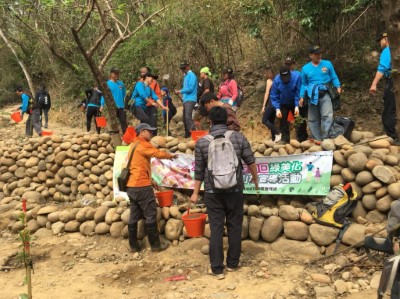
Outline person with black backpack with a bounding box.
[36,85,51,128]
[191,107,259,279]
[85,84,104,134]
[15,85,42,137]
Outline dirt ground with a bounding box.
[0,228,378,299]
[0,104,385,299]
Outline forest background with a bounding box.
[0,0,397,133]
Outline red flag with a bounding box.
[287,110,295,122]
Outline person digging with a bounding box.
[126,123,177,253]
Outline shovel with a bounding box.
[162,74,183,102]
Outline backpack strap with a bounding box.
[224,130,235,139]
[333,220,350,254]
[387,255,400,294]
[203,134,214,142]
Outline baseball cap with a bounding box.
[135,123,157,135]
[308,45,323,54]
[376,32,388,41]
[179,61,190,69]
[279,66,291,83]
[110,67,120,73]
[14,85,23,92]
[284,57,296,65]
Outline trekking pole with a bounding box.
[166,99,169,137]
[309,223,400,265]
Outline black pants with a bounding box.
[183,101,196,138]
[383,78,397,139]
[146,105,158,136]
[117,108,127,134]
[204,191,244,274]
[25,109,42,137]
[296,106,308,142]
[133,106,151,124]
[86,106,101,134]
[279,105,294,142]
[262,106,279,141]
[126,186,157,225]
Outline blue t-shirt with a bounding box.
[300,60,341,98]
[180,70,198,102]
[377,47,391,78]
[20,93,30,113]
[106,80,126,109]
[131,81,158,110]
[306,163,315,171]
[270,71,302,109]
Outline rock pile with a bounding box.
[0,130,399,255]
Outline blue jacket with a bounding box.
[20,93,30,113]
[300,60,340,99]
[270,71,301,109]
[105,79,126,109]
[180,70,198,102]
[131,81,158,110]
[378,47,391,78]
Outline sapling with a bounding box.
[17,199,33,299]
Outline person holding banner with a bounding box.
[126,123,177,253]
[191,106,258,279]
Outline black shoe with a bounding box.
[146,222,169,252]
[128,223,141,252]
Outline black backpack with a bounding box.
[226,80,245,107]
[37,91,50,108]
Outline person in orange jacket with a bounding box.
[126,123,177,253]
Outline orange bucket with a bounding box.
[11,111,23,123]
[156,190,174,207]
[191,130,208,142]
[122,126,137,144]
[42,130,53,136]
[287,110,295,122]
[95,116,107,128]
[182,212,207,238]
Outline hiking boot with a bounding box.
[207,268,225,280]
[128,223,141,253]
[146,222,169,252]
[226,261,242,272]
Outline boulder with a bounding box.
[25,156,39,168]
[372,166,396,184]
[51,221,65,235]
[347,152,367,172]
[342,224,366,246]
[110,222,125,238]
[299,209,313,224]
[37,206,58,215]
[283,221,308,241]
[165,218,183,241]
[94,206,109,223]
[362,181,382,194]
[65,220,81,232]
[241,216,249,240]
[47,211,60,223]
[321,139,336,151]
[376,195,393,213]
[309,224,339,246]
[362,194,377,210]
[278,205,299,221]
[366,209,387,223]
[369,139,390,149]
[388,183,400,199]
[271,237,322,260]
[95,222,110,235]
[341,168,356,182]
[80,220,96,236]
[249,217,264,241]
[247,205,260,216]
[352,201,367,219]
[355,171,374,186]
[261,216,282,243]
[121,209,130,224]
[23,191,45,204]
[169,206,182,219]
[26,219,40,233]
[58,210,71,223]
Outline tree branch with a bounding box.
[87,28,112,58]
[94,0,108,29]
[104,0,123,37]
[0,27,35,96]
[76,0,96,33]
[99,5,168,71]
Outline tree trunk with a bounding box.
[71,28,122,146]
[0,27,35,96]
[382,0,400,140]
